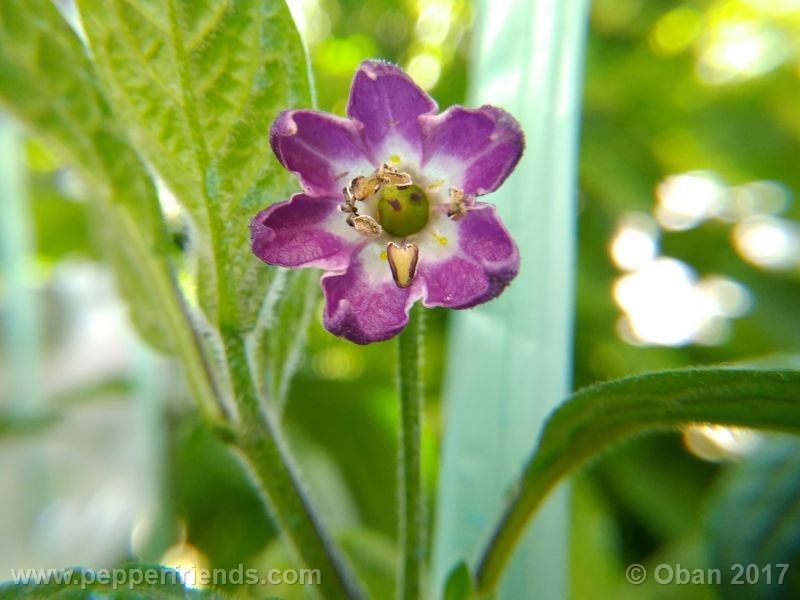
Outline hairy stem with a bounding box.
[223,333,364,600]
[397,304,425,600]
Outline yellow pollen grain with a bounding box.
[390,154,401,164]
[428,179,445,192]
[380,250,388,260]
[433,232,448,246]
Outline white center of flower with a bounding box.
[338,157,465,288]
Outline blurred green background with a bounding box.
[2,0,800,598]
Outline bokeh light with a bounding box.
[696,20,790,84]
[609,212,659,271]
[312,345,364,380]
[650,7,703,55]
[655,171,726,231]
[683,424,762,462]
[415,1,453,45]
[405,53,442,90]
[718,180,792,221]
[733,215,800,269]
[614,258,752,346]
[160,542,211,589]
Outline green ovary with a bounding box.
[377,184,430,237]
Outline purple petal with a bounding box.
[251,194,360,270]
[322,245,420,344]
[419,203,519,309]
[421,105,524,196]
[419,257,489,308]
[347,60,437,158]
[270,110,374,196]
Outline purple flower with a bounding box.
[251,60,523,344]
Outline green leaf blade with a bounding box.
[75,0,319,401]
[443,561,473,600]
[0,0,220,417]
[0,0,169,351]
[75,0,313,325]
[476,367,800,593]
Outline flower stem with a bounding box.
[397,304,425,600]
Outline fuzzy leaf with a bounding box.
[75,0,314,334]
[476,367,800,593]
[0,0,175,352]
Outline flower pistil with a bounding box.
[337,158,466,289]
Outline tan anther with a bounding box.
[447,186,467,220]
[339,193,359,225]
[347,174,381,202]
[377,163,412,189]
[338,199,358,214]
[386,242,419,289]
[352,215,383,238]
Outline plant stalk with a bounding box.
[223,332,365,600]
[397,304,425,600]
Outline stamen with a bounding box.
[432,231,448,246]
[341,163,417,231]
[386,242,419,289]
[339,188,359,226]
[347,174,381,202]
[447,186,467,220]
[377,163,412,189]
[351,215,383,238]
[338,197,358,214]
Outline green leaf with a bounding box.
[443,561,473,600]
[706,436,800,599]
[0,564,222,599]
[0,410,58,439]
[74,0,319,409]
[0,0,220,418]
[0,0,171,352]
[75,0,314,333]
[569,476,623,600]
[30,175,96,262]
[475,367,800,594]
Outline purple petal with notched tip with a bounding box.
[419,203,519,309]
[251,194,360,270]
[421,105,524,196]
[270,110,375,197]
[347,60,437,158]
[322,245,419,344]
